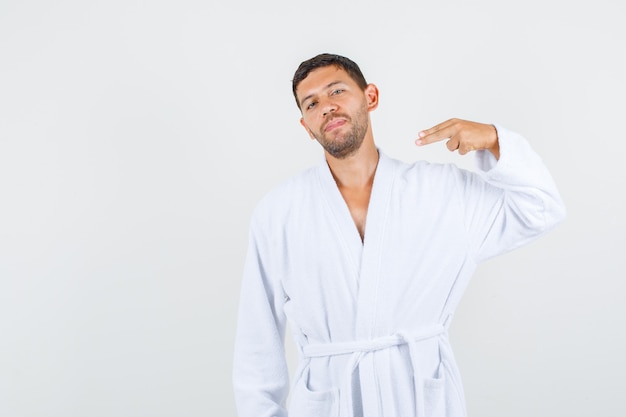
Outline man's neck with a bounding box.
[326,136,379,190]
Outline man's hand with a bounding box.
[416,118,500,160]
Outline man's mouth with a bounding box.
[324,119,346,132]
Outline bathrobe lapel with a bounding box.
[355,152,395,339]
[316,152,397,338]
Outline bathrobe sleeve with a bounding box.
[459,124,567,262]
[233,208,289,417]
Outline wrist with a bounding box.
[488,124,500,160]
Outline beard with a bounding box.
[313,103,369,159]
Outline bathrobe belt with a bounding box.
[302,324,446,417]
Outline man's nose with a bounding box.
[321,99,337,117]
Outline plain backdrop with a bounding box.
[1,1,624,416]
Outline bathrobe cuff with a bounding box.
[474,123,546,185]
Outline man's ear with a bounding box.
[300,118,316,140]
[365,84,379,111]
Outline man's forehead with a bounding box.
[296,66,351,100]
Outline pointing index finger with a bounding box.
[415,119,456,146]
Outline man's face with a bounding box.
[296,66,375,159]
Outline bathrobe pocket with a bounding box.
[423,373,445,417]
[289,368,339,417]
[423,360,465,417]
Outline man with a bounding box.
[233,53,566,417]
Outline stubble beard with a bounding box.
[315,103,369,160]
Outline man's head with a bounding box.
[293,53,379,159]
[292,53,368,110]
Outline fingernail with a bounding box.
[418,131,426,138]
[415,139,423,146]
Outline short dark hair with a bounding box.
[292,53,368,109]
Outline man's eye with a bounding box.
[307,102,317,110]
[332,89,344,95]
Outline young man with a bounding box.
[233,53,566,417]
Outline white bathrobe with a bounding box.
[233,125,566,417]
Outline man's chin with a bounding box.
[324,144,360,160]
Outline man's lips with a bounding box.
[324,119,346,132]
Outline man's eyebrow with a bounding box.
[299,81,346,107]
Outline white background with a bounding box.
[1,1,624,416]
